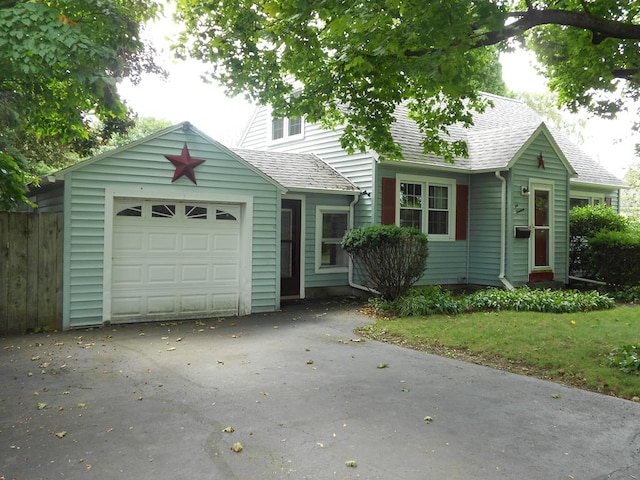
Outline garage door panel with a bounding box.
[148,264,178,283]
[181,264,209,282]
[213,234,240,253]
[180,295,208,313]
[111,199,241,322]
[148,233,178,252]
[114,232,144,252]
[147,296,177,314]
[112,297,143,317]
[182,234,210,252]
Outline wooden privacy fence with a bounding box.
[0,212,63,335]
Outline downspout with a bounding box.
[347,191,379,295]
[495,171,515,290]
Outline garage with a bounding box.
[111,198,241,322]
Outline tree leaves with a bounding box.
[174,0,639,162]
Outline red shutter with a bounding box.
[381,177,396,225]
[455,184,468,240]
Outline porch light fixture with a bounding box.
[521,186,530,197]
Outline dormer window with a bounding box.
[271,116,303,141]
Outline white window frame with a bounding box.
[570,191,605,208]
[396,175,456,241]
[315,206,350,274]
[268,112,305,143]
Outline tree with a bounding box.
[622,164,640,220]
[92,117,173,155]
[0,0,164,210]
[174,0,639,162]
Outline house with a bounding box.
[28,93,624,329]
[238,93,625,289]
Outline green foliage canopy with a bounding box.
[174,0,640,162]
[0,0,164,210]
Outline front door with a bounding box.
[281,199,301,297]
[530,183,554,280]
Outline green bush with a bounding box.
[342,225,428,301]
[466,287,615,313]
[608,345,640,375]
[589,230,640,287]
[569,204,629,277]
[368,286,615,316]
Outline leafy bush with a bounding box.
[569,204,629,277]
[368,286,615,316]
[613,286,640,304]
[466,287,615,313]
[589,230,640,287]
[608,345,640,375]
[342,225,428,301]
[395,286,466,316]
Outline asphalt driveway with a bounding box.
[1,298,639,480]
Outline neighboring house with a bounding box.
[27,93,624,329]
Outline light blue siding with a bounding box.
[376,163,469,285]
[61,128,280,328]
[509,132,571,284]
[468,173,503,287]
[301,193,354,290]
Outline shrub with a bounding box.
[368,286,615,316]
[569,204,629,277]
[589,230,640,287]
[608,345,640,375]
[396,286,465,316]
[342,225,428,301]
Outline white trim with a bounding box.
[103,186,254,322]
[528,179,555,273]
[395,174,456,241]
[282,194,306,299]
[315,205,350,274]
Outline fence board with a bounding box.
[0,212,63,335]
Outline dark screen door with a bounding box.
[281,199,301,297]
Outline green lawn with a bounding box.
[357,305,640,400]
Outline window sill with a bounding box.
[315,266,349,275]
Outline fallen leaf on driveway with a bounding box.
[167,347,176,351]
[231,442,243,452]
[377,363,389,369]
[424,416,433,423]
[345,460,358,467]
[55,431,67,438]
[222,426,235,433]
[37,402,47,410]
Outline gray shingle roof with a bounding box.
[232,148,359,193]
[390,93,625,188]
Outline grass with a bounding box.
[357,305,640,400]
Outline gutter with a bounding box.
[495,171,515,290]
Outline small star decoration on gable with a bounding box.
[537,152,545,169]
[165,143,205,184]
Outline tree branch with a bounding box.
[405,7,640,56]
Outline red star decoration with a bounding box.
[537,152,545,169]
[164,143,205,184]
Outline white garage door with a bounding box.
[111,199,241,322]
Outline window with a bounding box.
[398,176,455,240]
[185,205,207,219]
[570,192,605,209]
[116,205,142,217]
[151,204,176,218]
[271,116,304,141]
[316,207,349,272]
